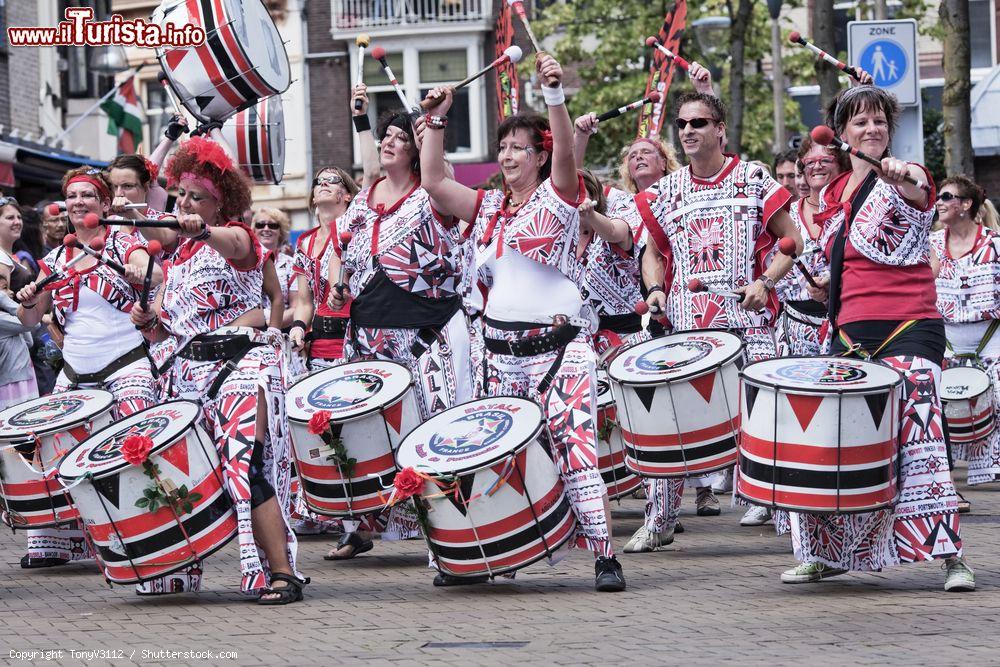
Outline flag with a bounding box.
[100,77,144,154]
[494,3,520,121]
[637,1,687,138]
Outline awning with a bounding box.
[971,65,1000,156]
[0,138,109,192]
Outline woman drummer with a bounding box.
[130,137,307,604]
[419,53,626,591]
[15,167,158,569]
[930,176,1000,498]
[787,86,974,591]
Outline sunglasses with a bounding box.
[674,117,715,130]
[254,221,280,230]
[936,192,967,203]
[312,175,344,188]
[0,196,18,207]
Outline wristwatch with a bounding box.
[757,276,775,292]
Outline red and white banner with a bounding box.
[494,3,520,121]
[637,1,687,138]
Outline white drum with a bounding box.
[221,95,285,184]
[737,357,903,514]
[153,0,291,123]
[286,361,421,517]
[0,390,115,528]
[57,401,236,584]
[396,397,576,579]
[596,371,642,500]
[607,331,743,478]
[941,365,995,445]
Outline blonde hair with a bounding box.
[979,199,1000,232]
[617,137,681,194]
[253,207,291,245]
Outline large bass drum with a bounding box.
[221,95,285,184]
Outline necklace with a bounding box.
[691,156,727,180]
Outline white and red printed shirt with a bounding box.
[635,156,791,331]
[160,222,264,344]
[583,186,645,319]
[773,198,830,303]
[931,226,1000,324]
[292,225,338,308]
[342,178,462,301]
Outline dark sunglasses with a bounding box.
[312,175,344,188]
[0,196,18,207]
[254,221,281,230]
[674,117,715,130]
[936,192,967,203]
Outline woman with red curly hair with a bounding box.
[131,137,306,604]
[15,166,159,569]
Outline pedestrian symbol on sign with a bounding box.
[859,39,907,87]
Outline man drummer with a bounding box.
[638,92,802,527]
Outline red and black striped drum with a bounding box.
[596,371,642,500]
[737,357,903,514]
[940,366,995,445]
[0,390,115,528]
[395,397,576,579]
[221,95,285,184]
[152,0,291,123]
[286,361,421,517]
[57,401,236,585]
[607,331,743,478]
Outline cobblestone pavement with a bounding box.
[2,464,997,666]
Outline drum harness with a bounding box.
[483,314,587,394]
[945,319,1000,368]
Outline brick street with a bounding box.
[2,464,997,667]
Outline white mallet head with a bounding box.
[504,45,523,64]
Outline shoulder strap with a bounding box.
[827,170,879,328]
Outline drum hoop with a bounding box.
[0,390,116,442]
[395,396,545,477]
[607,329,744,386]
[57,400,201,482]
[286,361,416,425]
[940,366,992,402]
[739,355,905,395]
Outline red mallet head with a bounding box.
[503,45,523,64]
[63,233,77,247]
[811,125,836,147]
[371,45,387,64]
[634,301,650,315]
[88,237,105,252]
[645,36,659,48]
[82,212,100,229]
[647,92,661,104]
[789,31,803,45]
[687,278,706,293]
[778,237,798,257]
[338,230,354,247]
[47,203,63,216]
[146,240,162,257]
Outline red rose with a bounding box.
[307,410,332,436]
[393,467,424,500]
[121,435,154,466]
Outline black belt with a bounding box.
[62,345,148,386]
[484,323,581,357]
[598,312,643,334]
[308,315,348,340]
[177,334,263,362]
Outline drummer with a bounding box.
[419,53,627,592]
[130,136,306,604]
[15,167,159,570]
[640,92,801,531]
[788,85,974,591]
[930,176,1000,497]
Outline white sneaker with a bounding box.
[944,558,975,592]
[623,525,675,553]
[781,562,848,584]
[740,505,772,526]
[711,469,734,494]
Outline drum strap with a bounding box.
[837,320,917,360]
[206,340,261,400]
[307,315,348,341]
[61,345,148,388]
[945,319,1000,361]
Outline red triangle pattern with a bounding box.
[382,401,404,434]
[490,449,527,495]
[159,437,190,476]
[689,373,716,404]
[786,394,824,432]
[164,49,188,71]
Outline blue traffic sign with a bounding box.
[859,39,907,87]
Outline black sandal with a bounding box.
[20,556,70,569]
[323,532,374,560]
[258,573,309,605]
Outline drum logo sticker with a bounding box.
[772,361,867,385]
[308,374,383,411]
[426,410,513,459]
[8,396,86,427]
[634,340,712,372]
[85,416,171,465]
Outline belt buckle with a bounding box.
[552,314,568,328]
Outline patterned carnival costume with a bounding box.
[294,225,350,372]
[774,198,832,356]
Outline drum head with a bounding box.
[941,366,991,401]
[596,371,614,409]
[233,0,291,92]
[0,390,115,441]
[57,401,201,480]
[286,361,413,423]
[266,95,285,183]
[396,397,544,475]
[607,331,742,385]
[741,357,902,393]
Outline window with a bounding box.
[64,0,115,99]
[144,81,172,151]
[970,0,994,68]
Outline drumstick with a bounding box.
[634,300,668,324]
[777,236,819,288]
[596,92,661,123]
[420,46,523,110]
[34,238,102,291]
[354,34,370,112]
[139,240,162,309]
[788,32,863,82]
[370,46,415,113]
[156,71,186,116]
[62,233,127,277]
[645,36,690,71]
[335,230,353,295]
[81,212,197,231]
[49,202,145,216]
[507,0,543,54]
[810,126,931,191]
[687,278,741,299]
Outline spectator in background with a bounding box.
[773,148,799,199]
[14,205,43,274]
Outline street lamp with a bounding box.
[88,45,130,75]
[767,0,786,153]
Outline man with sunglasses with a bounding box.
[637,91,802,526]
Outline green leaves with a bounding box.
[132,470,203,517]
[325,437,356,479]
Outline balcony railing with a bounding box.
[332,0,491,32]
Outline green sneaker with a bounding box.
[781,562,848,584]
[944,558,975,592]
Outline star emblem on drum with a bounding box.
[428,412,511,457]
